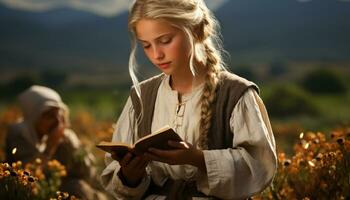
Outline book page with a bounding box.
[134,126,183,154]
[96,141,134,159]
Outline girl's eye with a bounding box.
[142,43,151,49]
[160,37,172,44]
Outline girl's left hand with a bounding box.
[145,141,207,172]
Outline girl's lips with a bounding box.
[158,62,171,69]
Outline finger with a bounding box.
[120,153,133,167]
[168,141,189,149]
[148,148,179,157]
[144,152,167,163]
[136,157,149,169]
[142,154,152,162]
[127,156,142,169]
[141,160,148,169]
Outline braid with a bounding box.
[198,41,221,149]
[128,0,227,149]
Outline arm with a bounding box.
[196,88,277,199]
[100,97,150,200]
[144,88,277,199]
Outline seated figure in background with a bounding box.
[5,85,107,200]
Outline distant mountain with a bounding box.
[0,5,129,70]
[216,0,350,63]
[0,0,349,70]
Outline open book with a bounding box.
[96,125,183,159]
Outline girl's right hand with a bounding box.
[113,152,149,187]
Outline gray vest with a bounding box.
[130,71,259,150]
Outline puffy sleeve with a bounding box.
[100,97,151,200]
[197,88,277,199]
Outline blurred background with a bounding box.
[0,0,349,173]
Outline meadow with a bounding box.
[0,63,349,199]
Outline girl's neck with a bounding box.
[170,67,206,95]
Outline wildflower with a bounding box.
[336,138,344,145]
[4,170,10,177]
[28,176,35,182]
[3,163,10,169]
[331,132,336,138]
[62,192,69,198]
[59,170,67,177]
[35,158,42,165]
[299,160,306,167]
[23,170,30,176]
[278,153,286,161]
[11,163,16,168]
[283,159,291,167]
[10,170,17,176]
[346,132,350,139]
[315,153,323,161]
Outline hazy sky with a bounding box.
[0,0,228,17]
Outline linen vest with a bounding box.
[130,71,259,150]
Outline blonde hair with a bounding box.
[128,0,227,149]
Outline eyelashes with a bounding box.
[160,37,172,44]
[143,44,151,49]
[141,36,173,49]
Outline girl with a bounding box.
[101,0,277,199]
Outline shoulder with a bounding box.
[130,73,165,92]
[218,70,260,94]
[140,73,165,86]
[130,73,165,103]
[6,121,27,140]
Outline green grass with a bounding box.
[62,88,129,121]
[0,87,130,122]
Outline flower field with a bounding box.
[253,128,350,199]
[1,106,349,199]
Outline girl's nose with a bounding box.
[153,47,164,60]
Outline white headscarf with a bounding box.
[18,85,69,124]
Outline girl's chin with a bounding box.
[162,71,172,75]
[158,68,173,75]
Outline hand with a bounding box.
[44,121,65,158]
[116,153,149,187]
[145,141,207,172]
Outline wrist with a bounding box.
[117,169,143,188]
[192,149,207,173]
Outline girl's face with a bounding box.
[135,19,191,77]
[35,107,64,137]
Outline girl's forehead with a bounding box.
[135,19,179,41]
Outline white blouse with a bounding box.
[101,75,277,200]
